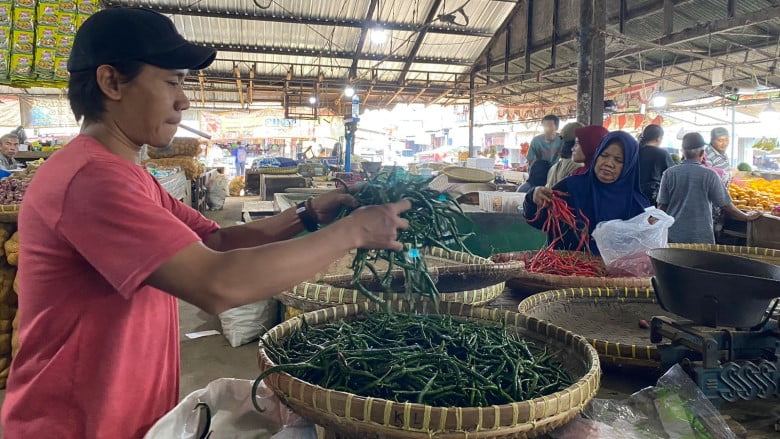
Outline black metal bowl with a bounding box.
[647,248,780,328]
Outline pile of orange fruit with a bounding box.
[729,178,780,212]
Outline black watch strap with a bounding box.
[295,200,319,232]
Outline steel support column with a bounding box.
[577,0,606,125]
[468,72,476,157]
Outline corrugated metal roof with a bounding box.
[416,33,490,61]
[173,15,361,53]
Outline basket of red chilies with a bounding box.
[493,191,651,294]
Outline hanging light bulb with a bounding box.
[344,86,355,98]
[308,96,317,105]
[651,94,667,108]
[370,27,387,44]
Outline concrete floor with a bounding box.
[178,196,261,398]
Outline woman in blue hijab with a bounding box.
[523,131,651,254]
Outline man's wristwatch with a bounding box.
[295,199,319,232]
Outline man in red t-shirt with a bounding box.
[1,8,410,438]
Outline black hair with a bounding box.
[541,114,560,129]
[638,124,664,147]
[67,60,146,122]
[560,140,575,159]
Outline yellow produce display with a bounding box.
[142,157,205,180]
[228,176,244,196]
[729,178,780,213]
[147,137,201,159]
[5,232,19,266]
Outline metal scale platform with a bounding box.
[647,248,780,405]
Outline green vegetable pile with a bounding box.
[335,171,473,306]
[255,312,573,408]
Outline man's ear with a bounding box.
[95,65,123,102]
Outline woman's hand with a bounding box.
[341,200,411,251]
[532,186,554,206]
[309,188,359,224]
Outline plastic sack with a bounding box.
[145,378,315,439]
[550,364,736,439]
[219,300,277,348]
[592,208,674,277]
[207,174,229,210]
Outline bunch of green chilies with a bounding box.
[335,171,473,306]
[255,312,572,410]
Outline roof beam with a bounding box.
[350,0,379,80]
[493,47,777,96]
[472,0,696,72]
[469,0,525,74]
[197,42,471,66]
[108,2,492,37]
[398,0,443,84]
[474,6,780,94]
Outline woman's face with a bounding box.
[572,138,585,162]
[594,142,624,184]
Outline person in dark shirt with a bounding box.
[638,124,674,205]
[517,159,551,193]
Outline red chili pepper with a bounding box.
[526,192,606,277]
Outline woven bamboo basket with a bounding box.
[279,280,506,313]
[442,166,494,183]
[493,251,651,295]
[668,243,780,266]
[248,166,299,175]
[518,287,682,368]
[318,248,522,293]
[0,205,19,223]
[258,301,601,438]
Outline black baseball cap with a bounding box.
[682,132,706,150]
[68,7,216,73]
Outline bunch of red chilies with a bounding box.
[527,191,607,277]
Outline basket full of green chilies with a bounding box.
[282,171,518,311]
[255,301,601,438]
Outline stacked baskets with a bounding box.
[280,249,520,313]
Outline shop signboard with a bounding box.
[22,96,76,128]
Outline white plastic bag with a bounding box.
[592,208,674,277]
[219,300,277,347]
[207,174,229,210]
[551,365,736,439]
[144,378,315,439]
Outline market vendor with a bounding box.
[658,132,761,244]
[0,133,20,170]
[524,131,651,254]
[2,8,411,439]
[705,127,731,176]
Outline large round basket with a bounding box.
[493,251,651,295]
[0,204,19,223]
[317,248,522,293]
[669,243,780,266]
[258,301,601,438]
[442,166,494,183]
[518,287,681,368]
[279,280,506,313]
